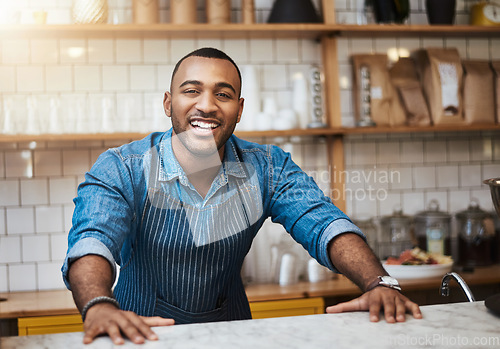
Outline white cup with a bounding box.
[279,253,298,286]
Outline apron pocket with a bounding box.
[154,297,229,324]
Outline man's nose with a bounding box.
[196,92,218,114]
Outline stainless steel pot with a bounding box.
[456,201,495,267]
[484,177,500,218]
[484,177,500,263]
[414,200,451,255]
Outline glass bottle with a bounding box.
[357,65,376,127]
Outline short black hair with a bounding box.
[170,47,242,95]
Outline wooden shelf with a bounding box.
[235,128,343,138]
[1,124,499,143]
[341,123,500,135]
[0,132,149,144]
[0,129,342,144]
[1,23,499,40]
[0,23,336,40]
[332,24,500,38]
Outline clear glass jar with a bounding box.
[72,0,108,24]
[456,201,495,267]
[379,208,414,259]
[414,200,451,255]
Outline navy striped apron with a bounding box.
[114,143,263,324]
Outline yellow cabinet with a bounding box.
[16,298,324,335]
[18,314,83,336]
[249,297,325,319]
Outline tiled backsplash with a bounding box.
[344,132,499,218]
[1,1,499,292]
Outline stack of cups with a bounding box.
[171,0,197,23]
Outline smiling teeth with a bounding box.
[191,120,218,129]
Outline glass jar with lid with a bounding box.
[379,208,414,259]
[456,201,495,267]
[414,200,451,256]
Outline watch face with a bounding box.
[381,276,397,285]
[484,5,500,23]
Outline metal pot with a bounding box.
[483,177,500,218]
[414,200,451,255]
[379,208,414,259]
[456,200,495,267]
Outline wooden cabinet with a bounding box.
[249,297,325,319]
[18,314,83,336]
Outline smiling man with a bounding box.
[63,48,421,346]
[165,53,244,197]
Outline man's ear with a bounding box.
[163,91,172,117]
[236,97,244,123]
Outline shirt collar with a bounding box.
[157,129,247,183]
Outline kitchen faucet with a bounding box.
[440,272,475,302]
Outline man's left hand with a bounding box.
[325,286,422,323]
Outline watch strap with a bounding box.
[366,276,383,292]
[365,276,401,292]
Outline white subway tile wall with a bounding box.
[20,179,49,206]
[22,235,50,263]
[345,133,499,219]
[9,264,37,292]
[0,0,499,292]
[0,208,4,236]
[0,265,7,292]
[37,261,66,290]
[0,236,21,264]
[35,206,64,234]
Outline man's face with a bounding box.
[164,56,244,158]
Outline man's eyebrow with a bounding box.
[215,82,236,95]
[179,80,202,88]
[179,80,236,95]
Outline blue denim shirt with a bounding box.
[62,129,363,323]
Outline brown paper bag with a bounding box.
[389,57,431,126]
[413,48,464,125]
[492,61,500,124]
[351,54,406,127]
[462,60,495,124]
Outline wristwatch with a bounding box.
[366,276,402,292]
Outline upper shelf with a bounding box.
[0,23,334,40]
[332,24,500,38]
[1,23,499,40]
[2,124,499,143]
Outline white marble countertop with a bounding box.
[2,301,499,348]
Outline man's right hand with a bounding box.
[83,302,175,345]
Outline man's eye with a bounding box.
[217,93,230,98]
[184,89,198,94]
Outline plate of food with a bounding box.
[382,248,453,280]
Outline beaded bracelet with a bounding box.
[81,296,120,322]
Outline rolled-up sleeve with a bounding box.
[62,237,117,289]
[318,219,365,273]
[61,148,138,290]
